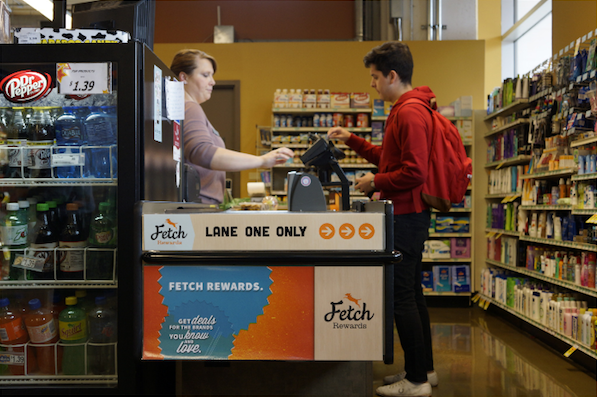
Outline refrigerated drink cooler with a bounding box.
[0,40,181,394]
[138,200,398,367]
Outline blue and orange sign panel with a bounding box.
[143,265,315,360]
[143,265,384,361]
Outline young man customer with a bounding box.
[327,42,437,397]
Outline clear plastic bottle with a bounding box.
[87,296,117,374]
[84,106,116,178]
[87,202,116,280]
[2,202,28,280]
[59,296,87,375]
[27,107,54,179]
[24,298,59,375]
[54,107,87,178]
[0,107,10,177]
[7,107,29,178]
[0,297,36,375]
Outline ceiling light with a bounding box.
[22,0,53,21]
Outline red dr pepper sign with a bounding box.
[0,70,53,103]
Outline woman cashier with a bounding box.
[170,49,294,204]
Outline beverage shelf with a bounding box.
[477,293,597,360]
[0,179,117,187]
[485,259,597,298]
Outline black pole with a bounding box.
[52,0,66,28]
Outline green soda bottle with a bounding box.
[1,202,28,280]
[87,202,116,280]
[59,296,88,375]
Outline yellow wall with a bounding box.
[552,0,597,52]
[155,40,485,197]
[477,0,502,98]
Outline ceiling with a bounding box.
[5,0,96,28]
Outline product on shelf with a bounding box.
[59,296,88,375]
[24,298,60,375]
[87,296,117,375]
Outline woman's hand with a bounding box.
[260,147,294,168]
[327,127,351,143]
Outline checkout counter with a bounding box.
[136,137,400,395]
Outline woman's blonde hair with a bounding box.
[170,49,217,78]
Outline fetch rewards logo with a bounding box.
[323,293,374,329]
[145,215,195,250]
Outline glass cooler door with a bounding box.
[0,60,119,388]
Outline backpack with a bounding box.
[401,98,472,212]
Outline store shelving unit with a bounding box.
[478,293,597,360]
[480,28,597,364]
[269,106,376,198]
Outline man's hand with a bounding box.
[355,172,376,195]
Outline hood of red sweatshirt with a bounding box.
[394,86,437,110]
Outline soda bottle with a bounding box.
[87,202,116,280]
[6,107,29,178]
[87,296,117,374]
[54,107,87,178]
[0,297,36,375]
[1,202,28,280]
[24,298,60,375]
[26,197,37,234]
[75,290,93,315]
[28,203,58,280]
[84,106,116,178]
[58,203,87,280]
[27,107,54,179]
[0,107,10,177]
[58,296,87,375]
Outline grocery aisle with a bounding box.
[373,307,596,397]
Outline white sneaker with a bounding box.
[376,378,432,397]
[383,371,438,387]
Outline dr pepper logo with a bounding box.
[0,70,53,103]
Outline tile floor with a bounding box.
[373,307,596,397]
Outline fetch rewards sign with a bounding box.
[143,265,384,361]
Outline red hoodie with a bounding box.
[346,86,436,215]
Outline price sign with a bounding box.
[56,62,111,95]
[12,255,45,272]
[52,152,85,166]
[563,346,578,357]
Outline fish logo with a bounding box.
[344,293,361,308]
[166,219,177,228]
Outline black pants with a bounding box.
[393,211,434,383]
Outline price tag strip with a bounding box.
[12,255,45,272]
[56,62,112,95]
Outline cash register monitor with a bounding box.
[295,135,351,211]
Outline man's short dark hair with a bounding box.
[363,42,413,85]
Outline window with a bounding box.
[502,0,552,79]
[514,13,552,76]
